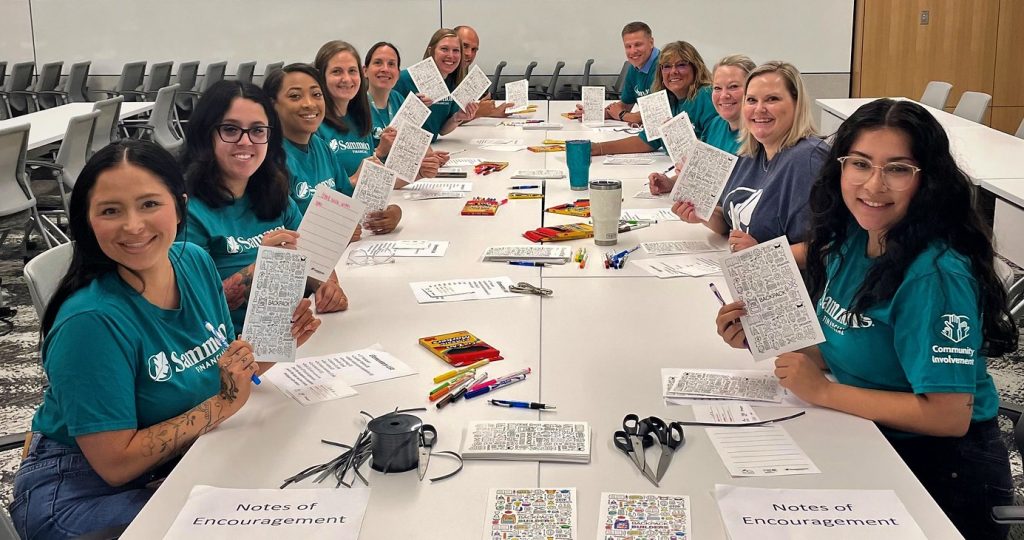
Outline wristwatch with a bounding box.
[618,110,627,121]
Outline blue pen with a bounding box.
[205,321,261,385]
[508,185,540,189]
[709,284,751,352]
[508,261,549,267]
[488,399,557,410]
[464,374,527,399]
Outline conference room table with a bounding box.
[122,101,962,539]
[0,101,155,150]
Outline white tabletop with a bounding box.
[981,179,1024,208]
[0,101,155,150]
[121,101,962,539]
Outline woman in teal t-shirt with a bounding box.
[392,28,479,140]
[180,80,348,327]
[9,140,316,539]
[716,100,1017,540]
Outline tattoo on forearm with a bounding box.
[138,399,229,462]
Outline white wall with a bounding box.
[5,0,854,77]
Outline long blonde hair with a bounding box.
[737,61,818,157]
[423,28,466,87]
[651,41,711,102]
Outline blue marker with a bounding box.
[205,321,260,385]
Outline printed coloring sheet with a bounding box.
[660,111,698,166]
[451,65,491,109]
[721,237,825,361]
[582,86,606,126]
[597,493,690,540]
[385,122,432,183]
[242,246,309,362]
[484,488,577,540]
[406,58,450,102]
[503,79,530,111]
[670,140,738,220]
[351,160,398,215]
[637,90,672,141]
[389,92,431,129]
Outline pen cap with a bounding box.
[367,413,422,473]
[589,180,623,246]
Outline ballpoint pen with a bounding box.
[709,283,751,351]
[464,374,527,399]
[488,400,557,411]
[206,321,260,385]
[508,261,549,267]
[508,185,540,189]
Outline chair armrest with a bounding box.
[992,505,1024,524]
[36,90,69,97]
[121,124,154,133]
[0,431,28,453]
[26,160,64,171]
[118,90,147,98]
[177,90,202,97]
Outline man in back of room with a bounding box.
[605,21,659,124]
[456,25,514,118]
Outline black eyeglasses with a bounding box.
[214,124,272,144]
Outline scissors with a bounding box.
[417,425,437,481]
[645,416,684,482]
[509,282,553,297]
[614,414,659,485]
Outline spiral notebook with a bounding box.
[461,421,591,463]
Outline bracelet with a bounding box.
[618,110,627,121]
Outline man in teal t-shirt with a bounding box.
[283,136,354,213]
[393,70,458,142]
[317,120,375,177]
[33,243,233,447]
[605,21,659,125]
[181,195,304,330]
[816,229,1000,435]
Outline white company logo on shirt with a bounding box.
[817,294,873,335]
[724,187,763,233]
[294,179,336,200]
[224,226,285,254]
[145,323,229,382]
[328,139,372,153]
[941,313,971,343]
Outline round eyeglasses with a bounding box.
[215,124,272,144]
[837,156,921,192]
[346,247,395,266]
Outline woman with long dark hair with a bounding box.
[716,99,1018,539]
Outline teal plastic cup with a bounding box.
[565,140,591,191]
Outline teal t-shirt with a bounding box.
[180,193,303,330]
[393,69,458,141]
[640,85,717,151]
[702,116,740,154]
[317,119,375,177]
[620,48,660,105]
[816,228,999,435]
[32,242,233,448]
[283,137,353,213]
[369,90,404,147]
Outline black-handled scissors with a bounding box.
[417,425,437,481]
[613,429,658,486]
[645,416,684,482]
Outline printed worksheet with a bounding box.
[355,240,449,257]
[351,160,397,214]
[620,208,680,222]
[482,245,573,262]
[504,79,530,110]
[263,346,417,405]
[721,237,826,361]
[406,58,450,102]
[451,65,491,109]
[670,140,738,220]
[512,169,565,179]
[262,365,357,405]
[706,425,820,477]
[385,122,432,182]
[484,488,577,540]
[296,185,365,282]
[242,246,309,362]
[633,185,665,199]
[637,90,673,141]
[641,240,725,255]
[597,493,690,540]
[582,86,606,125]
[463,421,591,462]
[445,157,484,167]
[402,180,473,192]
[631,255,722,278]
[602,156,657,165]
[660,111,698,166]
[410,276,520,304]
[692,403,762,424]
[667,369,782,402]
[660,369,812,408]
[389,92,431,129]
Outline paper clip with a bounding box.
[509,282,553,297]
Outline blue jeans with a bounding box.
[887,417,1013,540]
[8,434,154,540]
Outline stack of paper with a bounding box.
[663,369,785,403]
[461,420,591,463]
[482,245,573,263]
[511,169,565,179]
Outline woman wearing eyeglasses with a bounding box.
[592,41,720,156]
[673,61,827,265]
[717,99,1017,540]
[180,80,346,332]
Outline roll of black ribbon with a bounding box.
[367,413,422,473]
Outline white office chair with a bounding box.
[952,91,991,123]
[90,96,124,155]
[123,84,183,157]
[0,124,65,253]
[919,81,952,110]
[27,110,99,217]
[24,241,73,320]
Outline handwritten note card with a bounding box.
[297,185,365,281]
[637,90,673,141]
[451,64,491,109]
[582,86,605,126]
[670,140,738,220]
[504,79,529,111]
[351,160,398,215]
[242,246,309,362]
[385,122,432,182]
[721,237,825,361]
[406,58,450,102]
[660,111,698,166]
[389,92,431,129]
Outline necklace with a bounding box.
[761,146,783,173]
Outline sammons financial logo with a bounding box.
[146,326,228,382]
[148,352,172,381]
[941,313,970,343]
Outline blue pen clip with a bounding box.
[205,321,260,385]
